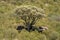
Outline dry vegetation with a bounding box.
[0,0,60,40]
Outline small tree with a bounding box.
[14,5,46,29]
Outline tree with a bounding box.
[14,5,46,31]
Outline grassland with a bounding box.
[0,0,60,40]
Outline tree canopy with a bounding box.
[14,5,46,27]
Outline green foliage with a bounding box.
[13,5,46,27]
[0,0,60,40]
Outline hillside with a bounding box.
[0,0,60,40]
